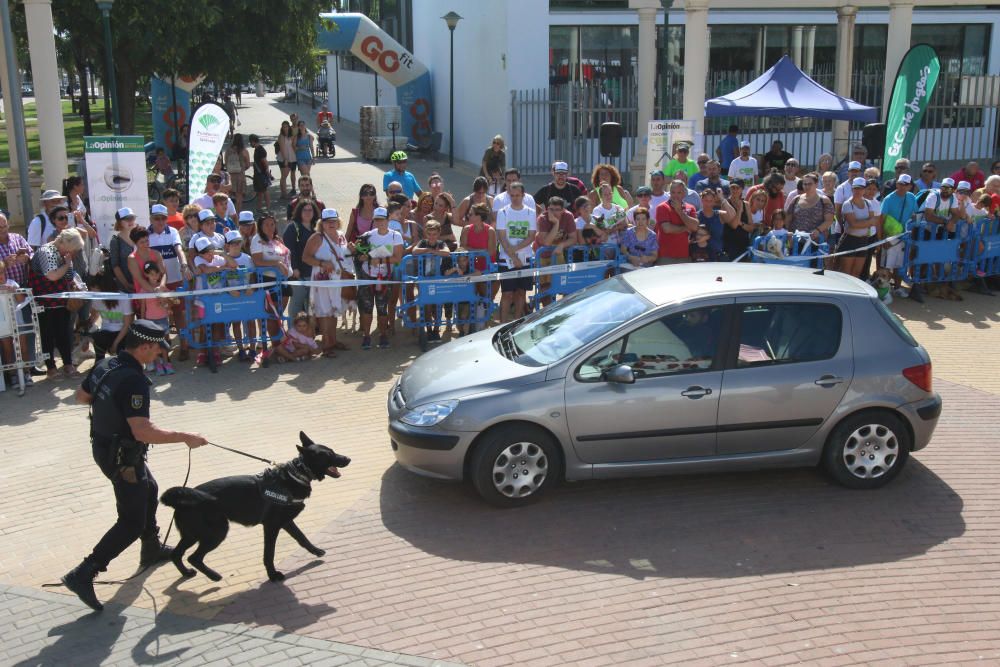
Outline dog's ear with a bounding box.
[299,431,314,448]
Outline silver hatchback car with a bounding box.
[387,264,942,507]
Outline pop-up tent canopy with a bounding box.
[704,55,878,122]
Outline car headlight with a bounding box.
[399,400,458,427]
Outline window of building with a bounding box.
[550,0,629,9]
[911,24,991,76]
[337,0,413,73]
[549,25,639,84]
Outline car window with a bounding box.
[507,277,650,367]
[576,306,723,381]
[736,303,842,367]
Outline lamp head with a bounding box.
[442,11,462,30]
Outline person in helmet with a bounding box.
[383,151,422,199]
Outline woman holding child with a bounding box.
[303,208,353,357]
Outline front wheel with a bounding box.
[823,412,910,489]
[470,425,560,508]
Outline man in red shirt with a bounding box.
[316,104,334,129]
[745,172,787,223]
[655,181,699,264]
[534,196,580,304]
[950,161,985,193]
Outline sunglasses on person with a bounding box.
[54,215,69,221]
[388,189,402,195]
[697,160,708,165]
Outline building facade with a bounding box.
[328,0,1000,178]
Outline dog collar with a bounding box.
[284,458,314,487]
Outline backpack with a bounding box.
[914,189,933,208]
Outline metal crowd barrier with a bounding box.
[902,220,977,285]
[531,243,620,310]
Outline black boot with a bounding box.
[61,560,103,612]
[139,533,174,568]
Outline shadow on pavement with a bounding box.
[379,458,964,580]
[15,561,333,667]
[893,289,1000,331]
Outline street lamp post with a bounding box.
[442,12,462,168]
[96,0,120,134]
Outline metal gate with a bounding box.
[512,65,1000,180]
[511,78,638,178]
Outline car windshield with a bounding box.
[503,277,651,366]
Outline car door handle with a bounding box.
[681,386,712,399]
[814,375,845,387]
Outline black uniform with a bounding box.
[82,350,160,571]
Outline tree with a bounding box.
[47,0,330,134]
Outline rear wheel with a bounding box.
[470,425,560,508]
[823,411,910,489]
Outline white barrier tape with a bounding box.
[37,259,617,301]
[748,233,906,263]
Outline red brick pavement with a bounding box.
[215,378,1000,665]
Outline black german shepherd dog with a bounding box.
[160,432,350,582]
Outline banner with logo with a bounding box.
[151,74,204,156]
[884,44,940,163]
[84,136,149,246]
[187,103,229,202]
[316,12,433,144]
[644,120,697,185]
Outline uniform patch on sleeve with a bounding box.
[131,394,145,410]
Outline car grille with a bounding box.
[392,382,406,410]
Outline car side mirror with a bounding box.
[603,364,635,384]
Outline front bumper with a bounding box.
[388,421,476,480]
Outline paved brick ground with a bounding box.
[2,96,999,665]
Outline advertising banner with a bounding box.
[316,13,433,144]
[83,136,149,246]
[187,103,229,202]
[151,74,203,155]
[644,120,697,185]
[884,44,941,163]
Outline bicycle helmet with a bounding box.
[390,150,408,162]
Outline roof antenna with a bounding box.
[813,267,825,275]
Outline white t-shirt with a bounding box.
[841,198,880,237]
[574,216,587,231]
[833,181,854,206]
[649,192,670,211]
[492,191,537,213]
[194,254,228,290]
[495,205,537,266]
[249,236,291,278]
[360,228,404,277]
[727,157,758,185]
[783,176,800,196]
[148,225,184,283]
[189,231,225,251]
[26,212,55,247]
[923,191,958,222]
[94,298,133,332]
[227,252,254,286]
[192,192,237,218]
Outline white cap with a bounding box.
[194,237,213,252]
[851,177,867,188]
[321,208,340,220]
[224,230,242,244]
[740,141,751,148]
[957,180,972,191]
[941,177,956,187]
[117,207,136,219]
[198,209,216,222]
[848,161,862,171]
[897,173,912,184]
[238,210,256,224]
[552,161,569,173]
[373,207,388,219]
[150,204,168,217]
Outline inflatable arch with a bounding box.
[317,13,434,146]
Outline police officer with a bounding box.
[61,320,207,612]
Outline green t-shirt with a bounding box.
[663,158,698,180]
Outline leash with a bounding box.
[44,438,275,590]
[207,441,277,466]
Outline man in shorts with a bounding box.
[495,183,536,322]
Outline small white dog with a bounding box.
[766,235,785,258]
[341,298,360,332]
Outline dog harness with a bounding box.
[254,458,313,507]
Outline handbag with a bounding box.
[322,233,357,301]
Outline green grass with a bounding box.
[0,100,153,166]
[0,99,153,209]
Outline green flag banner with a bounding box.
[884,44,941,163]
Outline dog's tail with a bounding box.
[160,486,217,509]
